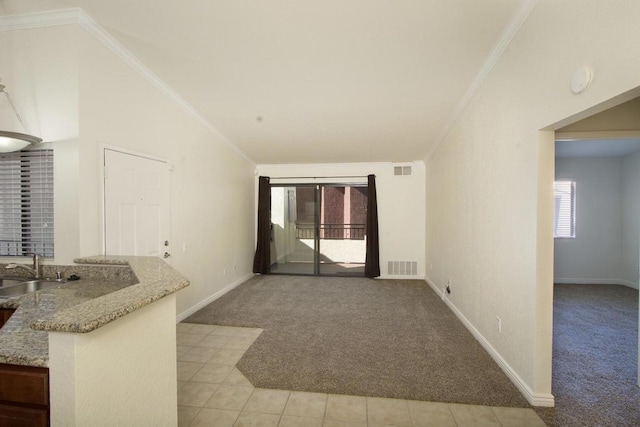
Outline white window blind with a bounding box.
[0,149,54,257]
[553,180,575,238]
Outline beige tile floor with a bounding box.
[176,323,546,427]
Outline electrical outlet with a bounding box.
[442,278,452,300]
[496,317,502,334]
[223,268,227,276]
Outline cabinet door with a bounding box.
[0,365,49,406]
[0,404,48,427]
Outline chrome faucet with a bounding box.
[5,253,41,278]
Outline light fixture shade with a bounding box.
[0,131,43,153]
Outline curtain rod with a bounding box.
[267,175,372,180]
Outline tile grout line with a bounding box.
[322,392,329,425]
[233,372,253,426]
[446,402,459,427]
[280,387,293,425]
[181,342,201,427]
[365,394,369,426]
[490,406,506,427]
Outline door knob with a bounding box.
[163,252,171,258]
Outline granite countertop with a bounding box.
[0,256,189,367]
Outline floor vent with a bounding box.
[393,165,412,176]
[388,261,418,276]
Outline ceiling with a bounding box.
[1,0,532,164]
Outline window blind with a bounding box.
[0,149,54,257]
[553,180,575,238]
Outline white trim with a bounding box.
[0,8,255,167]
[426,0,539,160]
[176,273,254,322]
[554,278,639,289]
[425,277,555,407]
[555,130,640,141]
[100,142,171,165]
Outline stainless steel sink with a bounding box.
[0,277,28,288]
[0,278,66,299]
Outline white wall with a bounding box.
[622,151,640,288]
[554,154,640,289]
[75,29,256,317]
[554,157,624,284]
[425,0,640,405]
[1,21,257,318]
[257,162,425,278]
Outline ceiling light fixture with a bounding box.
[0,83,43,153]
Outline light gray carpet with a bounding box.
[186,275,530,407]
[535,284,639,427]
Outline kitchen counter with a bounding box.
[0,256,189,367]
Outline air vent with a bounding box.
[387,261,418,276]
[393,165,412,176]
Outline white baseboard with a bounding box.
[554,278,638,289]
[176,273,254,322]
[425,278,555,407]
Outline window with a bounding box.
[554,180,575,238]
[0,149,54,257]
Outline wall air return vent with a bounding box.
[388,261,418,276]
[393,165,412,176]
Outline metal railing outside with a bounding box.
[295,223,365,240]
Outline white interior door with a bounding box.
[104,149,171,261]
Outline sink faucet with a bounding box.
[5,253,41,278]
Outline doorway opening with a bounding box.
[270,184,367,276]
[541,94,640,425]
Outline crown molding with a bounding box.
[426,0,540,161]
[0,8,84,30]
[0,8,255,166]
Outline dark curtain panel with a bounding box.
[252,176,271,274]
[364,174,380,278]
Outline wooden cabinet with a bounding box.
[0,364,49,427]
[0,309,15,329]
[0,404,48,427]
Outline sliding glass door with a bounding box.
[270,185,317,275]
[317,185,367,276]
[270,184,367,276]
